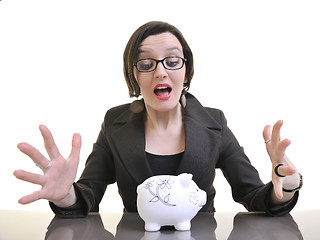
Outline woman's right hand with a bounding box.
[14,125,81,207]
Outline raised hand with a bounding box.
[263,120,300,200]
[14,125,81,205]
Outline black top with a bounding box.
[146,152,184,175]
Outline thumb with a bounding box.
[273,182,284,199]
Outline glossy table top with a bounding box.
[0,210,319,239]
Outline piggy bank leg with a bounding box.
[174,221,191,231]
[145,222,161,232]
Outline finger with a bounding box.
[263,125,272,155]
[275,138,291,161]
[39,125,61,160]
[13,170,44,185]
[263,125,271,142]
[271,120,283,147]
[68,133,82,164]
[279,138,291,151]
[283,155,297,171]
[17,142,49,169]
[274,164,296,177]
[18,190,43,204]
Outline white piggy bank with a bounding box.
[137,173,207,231]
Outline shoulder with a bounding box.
[185,93,227,129]
[104,103,132,121]
[204,107,225,119]
[98,103,135,137]
[102,101,144,130]
[204,107,227,125]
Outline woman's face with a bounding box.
[134,32,186,113]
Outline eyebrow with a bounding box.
[137,46,182,56]
[166,47,183,53]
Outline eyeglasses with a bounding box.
[134,56,187,72]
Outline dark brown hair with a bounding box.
[123,21,194,97]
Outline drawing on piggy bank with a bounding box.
[137,173,207,231]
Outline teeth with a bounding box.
[154,86,172,96]
[157,86,168,90]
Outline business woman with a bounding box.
[14,21,302,217]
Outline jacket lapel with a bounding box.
[111,108,153,184]
[177,94,223,183]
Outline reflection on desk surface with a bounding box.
[1,210,319,239]
[45,212,303,240]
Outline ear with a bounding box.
[184,77,188,84]
[178,173,193,188]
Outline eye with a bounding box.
[165,57,180,68]
[137,59,155,71]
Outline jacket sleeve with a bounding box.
[49,111,117,217]
[215,111,298,216]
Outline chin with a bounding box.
[143,90,182,112]
[152,100,181,112]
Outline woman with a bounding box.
[14,21,302,216]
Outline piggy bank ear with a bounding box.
[178,173,193,188]
[137,182,144,193]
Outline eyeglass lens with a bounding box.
[136,57,185,72]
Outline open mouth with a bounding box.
[154,84,172,97]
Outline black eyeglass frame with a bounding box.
[133,56,187,73]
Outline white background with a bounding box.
[0,0,319,212]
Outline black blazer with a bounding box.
[50,93,298,217]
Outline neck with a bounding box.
[145,104,183,131]
[144,103,185,155]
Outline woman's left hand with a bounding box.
[263,120,299,199]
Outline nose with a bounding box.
[153,61,168,79]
